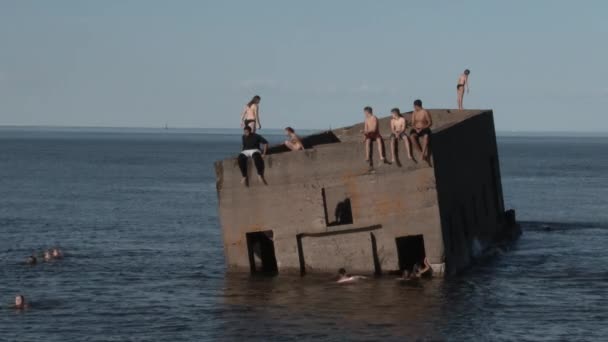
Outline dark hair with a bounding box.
[413,99,422,107]
[364,106,373,114]
[338,268,346,275]
[464,69,470,75]
[391,108,401,116]
[285,127,295,134]
[244,126,252,133]
[247,95,261,107]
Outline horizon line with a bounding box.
[1,124,608,137]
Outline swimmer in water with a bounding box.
[51,248,63,259]
[14,295,28,310]
[398,269,414,281]
[43,250,52,261]
[26,255,37,265]
[415,257,433,278]
[336,268,367,283]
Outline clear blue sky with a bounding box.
[0,0,606,131]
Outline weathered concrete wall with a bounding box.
[214,109,511,277]
[216,138,442,275]
[431,110,506,275]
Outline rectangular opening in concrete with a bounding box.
[246,231,278,275]
[322,187,353,226]
[395,235,426,272]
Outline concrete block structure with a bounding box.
[214,109,520,277]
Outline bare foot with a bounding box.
[257,175,268,185]
[241,177,249,187]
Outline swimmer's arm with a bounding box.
[417,263,430,275]
[427,111,433,127]
[466,77,470,93]
[262,143,268,156]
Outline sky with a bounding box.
[0,0,607,132]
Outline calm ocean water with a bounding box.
[1,129,607,341]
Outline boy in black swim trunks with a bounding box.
[409,99,433,163]
[389,108,413,162]
[457,69,470,110]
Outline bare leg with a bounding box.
[390,137,396,162]
[410,134,422,154]
[248,121,256,133]
[238,153,249,186]
[376,137,387,163]
[285,141,295,151]
[403,137,413,160]
[457,88,464,110]
[364,138,371,161]
[421,135,430,161]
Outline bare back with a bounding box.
[458,74,468,86]
[243,104,258,121]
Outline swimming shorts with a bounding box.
[364,132,381,140]
[243,119,256,127]
[457,84,465,89]
[410,128,432,137]
[390,132,408,140]
[240,149,261,158]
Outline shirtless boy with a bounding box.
[409,99,433,163]
[284,127,304,151]
[457,69,470,110]
[389,108,412,162]
[240,95,262,133]
[363,106,387,164]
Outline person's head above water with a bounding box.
[26,255,37,265]
[364,106,373,116]
[243,126,252,136]
[44,250,52,261]
[14,295,26,309]
[464,69,470,75]
[338,268,347,276]
[52,248,62,258]
[391,108,401,118]
[248,95,261,107]
[413,99,423,110]
[285,127,295,135]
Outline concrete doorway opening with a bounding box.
[395,235,426,272]
[246,231,278,275]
